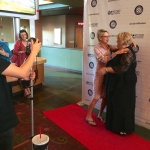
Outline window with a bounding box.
[54,28,61,45]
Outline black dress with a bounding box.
[105,45,139,134]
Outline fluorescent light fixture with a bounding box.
[39,0,53,5]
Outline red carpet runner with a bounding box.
[43,104,150,150]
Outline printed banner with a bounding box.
[82,0,150,129]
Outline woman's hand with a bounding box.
[100,67,107,75]
[30,38,42,55]
[100,67,115,75]
[0,49,9,57]
[133,42,136,47]
[116,48,129,55]
[109,44,117,51]
[29,71,36,80]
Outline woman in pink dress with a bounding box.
[85,29,128,126]
[13,30,29,67]
[13,29,31,98]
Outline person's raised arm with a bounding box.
[2,38,41,79]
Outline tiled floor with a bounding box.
[14,66,150,141]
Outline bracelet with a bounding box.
[110,54,113,59]
[105,67,108,73]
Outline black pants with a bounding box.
[0,128,14,150]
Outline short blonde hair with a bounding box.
[117,32,133,46]
[97,29,108,42]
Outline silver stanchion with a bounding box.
[30,79,34,137]
[29,58,38,149]
[29,72,34,150]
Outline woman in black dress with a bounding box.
[100,32,139,135]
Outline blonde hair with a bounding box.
[97,29,108,42]
[117,32,133,46]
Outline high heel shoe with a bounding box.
[85,119,96,126]
[97,115,105,123]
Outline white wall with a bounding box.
[42,15,66,47]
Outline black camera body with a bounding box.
[28,37,36,43]
[26,45,31,54]
[26,37,37,54]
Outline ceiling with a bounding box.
[39,0,84,16]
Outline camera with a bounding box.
[26,37,37,54]
[26,45,31,54]
[28,37,37,43]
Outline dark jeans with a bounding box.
[0,128,14,150]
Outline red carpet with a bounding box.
[43,104,150,150]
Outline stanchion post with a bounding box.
[30,78,34,150]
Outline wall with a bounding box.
[20,19,30,35]
[41,46,83,72]
[41,14,83,48]
[0,17,14,42]
[66,15,83,48]
[39,15,83,72]
[42,15,66,47]
[35,12,42,42]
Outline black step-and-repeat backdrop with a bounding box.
[82,0,150,129]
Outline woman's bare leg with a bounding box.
[98,98,106,117]
[86,98,99,121]
[97,98,106,122]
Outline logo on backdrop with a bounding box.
[108,0,119,2]
[129,22,146,25]
[88,53,95,58]
[132,34,144,39]
[91,0,97,7]
[88,45,95,47]
[109,20,117,29]
[89,62,94,69]
[136,60,142,63]
[86,72,94,76]
[134,5,143,15]
[89,13,99,16]
[90,32,95,39]
[86,81,93,86]
[108,10,121,15]
[136,71,140,76]
[109,34,117,37]
[88,89,93,96]
[89,23,98,27]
